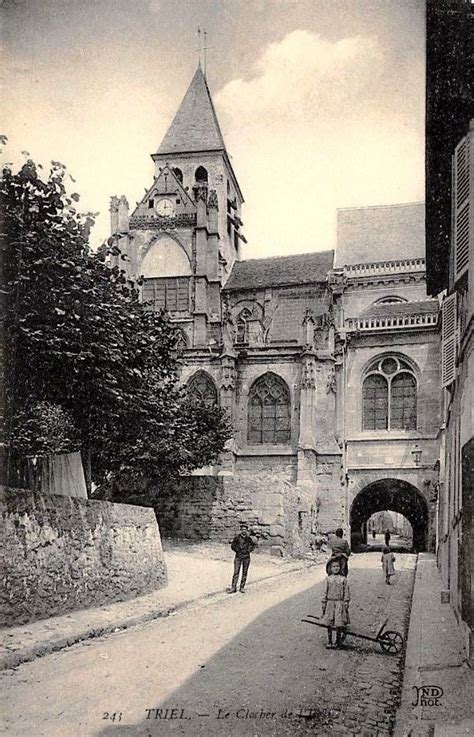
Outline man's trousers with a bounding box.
[231,555,251,591]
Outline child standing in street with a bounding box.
[321,559,350,649]
[381,545,396,584]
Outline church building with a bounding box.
[110,66,441,555]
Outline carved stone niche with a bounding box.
[220,356,236,390]
[207,189,218,210]
[326,368,336,394]
[193,181,208,203]
[302,309,315,348]
[301,354,316,389]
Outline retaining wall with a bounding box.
[0,487,167,627]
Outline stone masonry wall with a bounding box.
[0,487,167,627]
[153,475,314,557]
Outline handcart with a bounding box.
[301,615,404,655]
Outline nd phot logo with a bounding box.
[412,685,443,707]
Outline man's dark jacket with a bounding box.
[231,534,256,559]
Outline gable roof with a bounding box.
[224,251,335,291]
[335,202,425,268]
[156,65,227,155]
[361,299,438,319]
[130,164,196,220]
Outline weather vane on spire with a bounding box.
[197,28,210,76]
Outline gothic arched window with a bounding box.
[187,371,217,407]
[235,308,252,345]
[173,167,183,184]
[195,166,208,183]
[248,373,291,445]
[362,356,417,431]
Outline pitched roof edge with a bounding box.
[229,249,334,266]
[223,278,329,292]
[337,201,425,213]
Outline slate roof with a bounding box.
[335,203,425,268]
[224,250,335,291]
[156,65,227,155]
[361,300,438,318]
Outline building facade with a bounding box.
[331,204,441,553]
[110,66,441,555]
[435,121,473,659]
[425,0,473,663]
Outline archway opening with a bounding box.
[195,166,208,183]
[350,478,428,552]
[366,511,413,550]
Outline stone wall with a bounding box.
[153,475,316,557]
[0,487,167,627]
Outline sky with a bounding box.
[1,0,425,259]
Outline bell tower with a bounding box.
[152,64,245,277]
[109,64,245,348]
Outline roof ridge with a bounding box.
[201,70,227,152]
[237,249,334,265]
[337,201,424,212]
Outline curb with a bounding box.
[0,561,316,672]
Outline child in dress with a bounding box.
[321,559,350,649]
[381,545,396,584]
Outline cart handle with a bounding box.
[375,618,388,639]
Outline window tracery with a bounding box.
[187,371,217,407]
[362,356,417,431]
[248,373,291,445]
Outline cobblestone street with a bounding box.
[1,553,416,737]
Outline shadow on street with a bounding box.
[96,560,411,737]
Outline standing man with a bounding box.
[324,527,351,576]
[384,529,391,547]
[325,528,351,557]
[229,522,256,593]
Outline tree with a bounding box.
[1,155,231,491]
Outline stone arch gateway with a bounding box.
[349,478,430,552]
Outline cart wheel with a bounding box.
[378,630,404,655]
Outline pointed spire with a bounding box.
[156,66,226,156]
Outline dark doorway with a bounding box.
[350,478,429,552]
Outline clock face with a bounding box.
[156,198,175,217]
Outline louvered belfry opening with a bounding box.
[248,373,291,445]
[142,277,190,312]
[186,371,218,408]
[195,166,208,183]
[362,356,417,431]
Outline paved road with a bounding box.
[1,553,415,737]
[367,534,412,551]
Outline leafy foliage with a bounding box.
[1,157,231,489]
[12,402,80,456]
